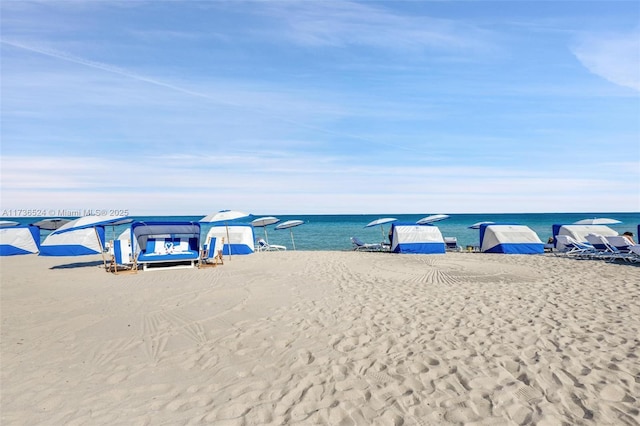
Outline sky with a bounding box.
[1,0,639,215]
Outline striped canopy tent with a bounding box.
[40,216,131,268]
[0,225,40,256]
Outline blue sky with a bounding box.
[1,1,639,215]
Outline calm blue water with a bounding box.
[11,212,640,251]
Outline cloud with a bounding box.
[1,155,637,214]
[571,30,640,91]
[256,1,493,53]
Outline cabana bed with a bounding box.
[131,221,201,271]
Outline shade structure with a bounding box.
[40,227,106,257]
[200,210,251,260]
[479,223,544,254]
[468,221,495,229]
[251,216,280,243]
[573,218,622,225]
[390,223,446,254]
[39,215,130,268]
[551,224,618,251]
[416,214,450,225]
[205,224,255,256]
[275,220,304,250]
[0,225,40,256]
[365,217,397,242]
[31,218,71,230]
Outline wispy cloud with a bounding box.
[571,29,640,91]
[2,155,637,214]
[256,1,493,53]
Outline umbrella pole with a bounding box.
[264,227,269,244]
[290,229,296,250]
[226,223,232,261]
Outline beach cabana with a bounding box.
[39,215,129,257]
[131,221,201,271]
[552,224,618,251]
[390,223,446,254]
[40,227,107,256]
[205,224,255,255]
[0,225,40,256]
[479,224,543,254]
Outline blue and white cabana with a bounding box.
[205,224,255,255]
[479,224,544,254]
[551,224,618,251]
[39,215,129,257]
[131,221,201,270]
[0,225,40,256]
[390,223,446,254]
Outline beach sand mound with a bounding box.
[1,252,638,425]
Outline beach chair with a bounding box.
[108,239,137,274]
[628,245,640,262]
[605,235,635,253]
[603,235,637,262]
[351,236,384,252]
[199,237,224,268]
[554,235,595,258]
[256,238,287,251]
[584,234,629,261]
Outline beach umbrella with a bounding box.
[275,220,304,250]
[251,216,280,243]
[31,218,71,230]
[573,218,622,225]
[200,210,251,260]
[365,217,397,242]
[468,221,495,229]
[0,220,20,228]
[416,214,450,225]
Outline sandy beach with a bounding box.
[1,251,638,425]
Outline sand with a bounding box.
[1,251,639,425]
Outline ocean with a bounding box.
[9,212,640,251]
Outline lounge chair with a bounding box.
[107,239,137,274]
[605,235,635,253]
[585,234,631,262]
[554,235,595,258]
[603,235,637,262]
[199,237,224,268]
[351,236,385,252]
[256,238,287,251]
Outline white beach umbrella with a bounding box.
[365,217,397,241]
[275,220,304,250]
[416,214,450,225]
[251,216,280,243]
[200,210,251,260]
[468,221,495,229]
[573,217,622,225]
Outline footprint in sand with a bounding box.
[599,384,626,402]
